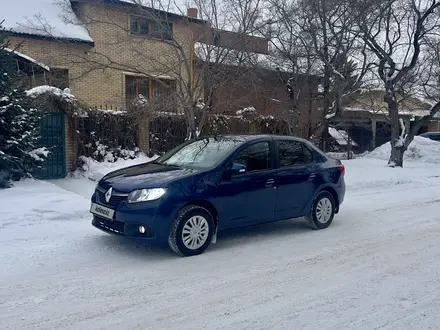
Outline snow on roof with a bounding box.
[344,107,440,120]
[329,127,359,147]
[4,47,50,71]
[2,0,93,43]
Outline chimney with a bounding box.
[187,8,198,18]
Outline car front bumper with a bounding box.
[91,216,163,244]
[90,191,179,244]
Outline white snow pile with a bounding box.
[132,94,149,107]
[28,147,50,162]
[3,0,92,42]
[236,106,256,115]
[195,99,206,110]
[91,142,142,162]
[71,152,158,182]
[26,86,77,103]
[90,108,127,116]
[343,157,440,191]
[365,136,440,164]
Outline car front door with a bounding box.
[273,140,319,220]
[217,140,278,229]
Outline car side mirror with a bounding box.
[222,162,247,180]
[231,162,247,175]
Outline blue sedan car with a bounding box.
[91,135,345,257]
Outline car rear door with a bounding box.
[273,139,319,220]
[217,139,278,229]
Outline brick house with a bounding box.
[3,0,320,177]
[194,42,321,137]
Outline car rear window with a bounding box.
[277,140,313,167]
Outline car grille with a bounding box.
[95,186,128,208]
[93,216,153,238]
[93,216,125,235]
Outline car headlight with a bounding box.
[127,188,167,203]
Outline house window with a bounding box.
[50,68,69,89]
[130,15,173,40]
[125,75,176,110]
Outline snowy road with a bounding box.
[1,158,440,330]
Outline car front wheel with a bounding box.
[168,205,214,257]
[305,191,335,230]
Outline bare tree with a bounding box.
[192,0,267,118]
[261,0,373,150]
[42,0,264,140]
[355,0,440,167]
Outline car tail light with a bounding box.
[337,164,345,176]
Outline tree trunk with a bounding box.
[386,88,405,167]
[388,145,405,167]
[185,107,197,141]
[321,120,329,152]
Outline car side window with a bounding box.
[234,142,271,173]
[277,140,313,167]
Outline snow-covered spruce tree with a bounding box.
[0,29,45,188]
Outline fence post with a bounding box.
[137,117,150,153]
[371,119,377,150]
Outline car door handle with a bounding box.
[308,173,316,180]
[265,178,275,187]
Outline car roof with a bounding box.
[215,134,309,143]
[420,132,440,136]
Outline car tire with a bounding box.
[305,191,335,230]
[168,205,214,257]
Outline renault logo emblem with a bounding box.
[105,187,113,203]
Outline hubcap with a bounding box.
[316,197,333,224]
[182,216,209,250]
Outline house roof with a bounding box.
[195,42,280,68]
[2,0,207,44]
[3,0,93,43]
[194,42,318,77]
[5,47,50,71]
[110,0,208,24]
[343,89,440,119]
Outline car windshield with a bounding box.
[154,137,244,168]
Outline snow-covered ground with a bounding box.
[1,138,440,329]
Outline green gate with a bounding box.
[36,112,66,179]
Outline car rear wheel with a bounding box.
[305,191,335,230]
[168,205,214,257]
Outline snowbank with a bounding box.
[71,154,158,182]
[365,136,440,164]
[3,0,93,42]
[340,136,440,190]
[342,157,439,191]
